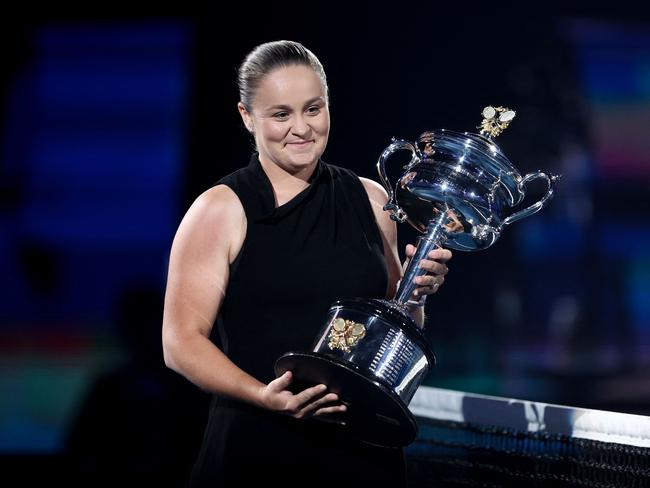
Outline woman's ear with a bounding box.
[237,102,254,133]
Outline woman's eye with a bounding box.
[307,106,320,114]
[273,112,289,119]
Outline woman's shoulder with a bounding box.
[358,176,388,202]
[190,184,245,224]
[172,184,246,264]
[190,158,258,220]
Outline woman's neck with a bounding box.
[259,157,318,207]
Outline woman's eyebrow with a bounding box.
[265,97,325,111]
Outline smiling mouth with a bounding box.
[286,140,314,146]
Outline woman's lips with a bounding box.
[286,140,313,147]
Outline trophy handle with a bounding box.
[377,138,420,223]
[502,171,560,227]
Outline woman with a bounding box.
[162,40,452,487]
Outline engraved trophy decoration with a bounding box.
[275,106,560,447]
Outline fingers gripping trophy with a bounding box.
[275,106,560,447]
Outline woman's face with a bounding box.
[239,64,330,175]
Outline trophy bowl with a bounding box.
[390,127,556,250]
[275,106,560,447]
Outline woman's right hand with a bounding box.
[258,371,347,419]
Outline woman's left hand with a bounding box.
[404,244,452,297]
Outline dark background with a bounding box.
[1,5,649,486]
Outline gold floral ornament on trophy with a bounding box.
[328,318,367,353]
[275,106,560,447]
[478,105,516,138]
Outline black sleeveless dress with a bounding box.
[189,154,407,487]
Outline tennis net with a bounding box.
[406,386,650,487]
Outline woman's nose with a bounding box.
[292,115,310,136]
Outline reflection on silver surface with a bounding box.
[313,305,432,405]
[395,355,428,399]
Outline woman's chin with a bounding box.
[283,151,320,169]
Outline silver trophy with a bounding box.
[275,106,560,447]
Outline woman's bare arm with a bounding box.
[162,185,345,417]
[161,185,268,403]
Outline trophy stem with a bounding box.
[394,211,449,305]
